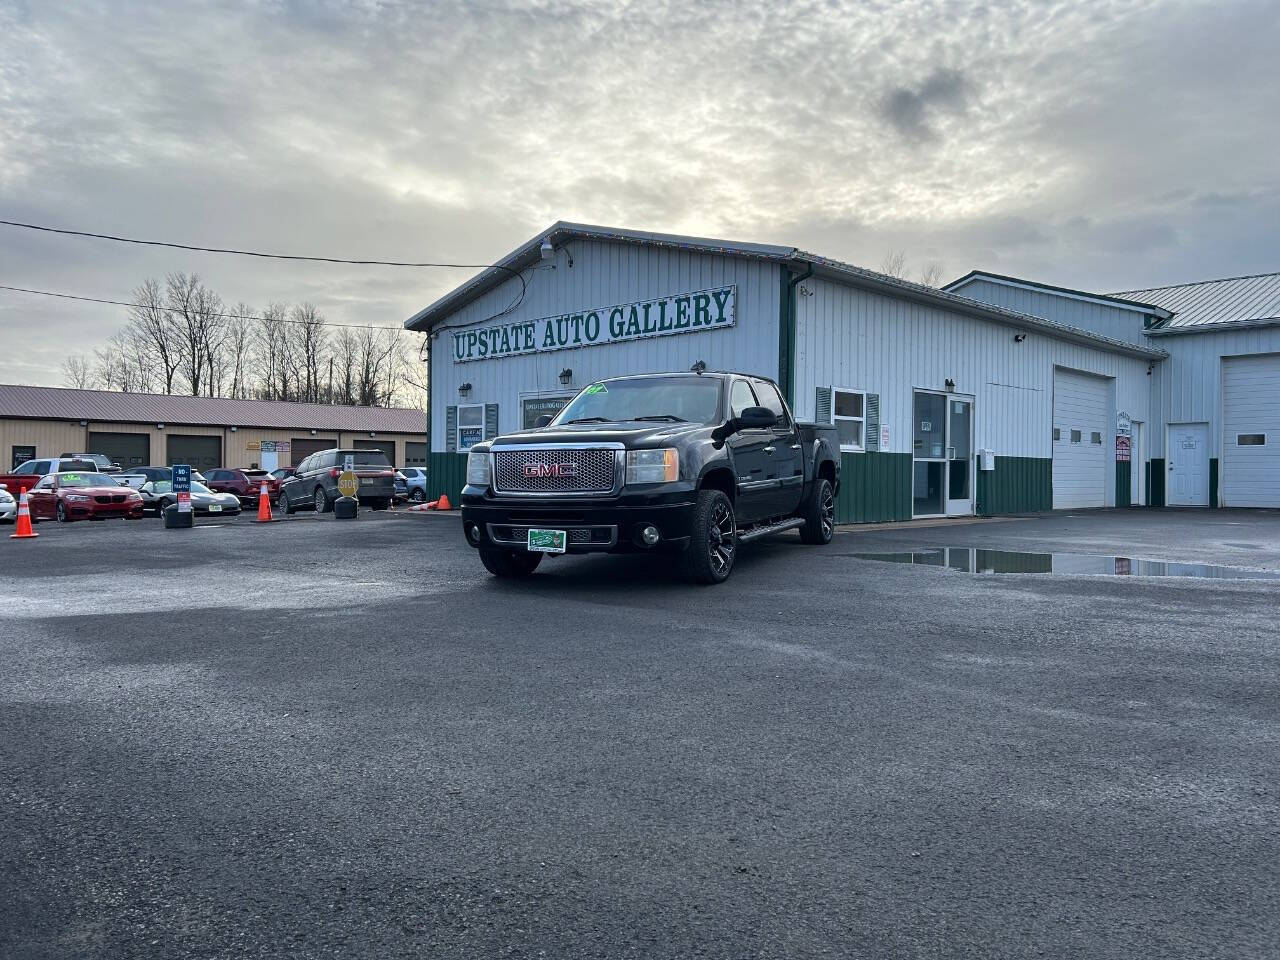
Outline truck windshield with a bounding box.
[553,378,721,426]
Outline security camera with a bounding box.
[1013,333,1026,343]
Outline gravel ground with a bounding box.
[1,508,1277,959]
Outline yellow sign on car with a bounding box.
[337,471,360,498]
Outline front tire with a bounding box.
[681,489,737,584]
[799,477,836,545]
[478,548,543,578]
[277,489,294,515]
[314,487,331,513]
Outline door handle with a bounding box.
[763,446,775,454]
[790,443,802,450]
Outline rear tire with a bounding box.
[681,489,736,584]
[409,488,425,503]
[478,548,543,578]
[799,477,836,545]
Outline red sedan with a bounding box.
[27,472,145,523]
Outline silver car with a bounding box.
[0,484,15,523]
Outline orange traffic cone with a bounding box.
[10,490,38,539]
[426,498,439,510]
[255,482,274,523]
[436,493,452,511]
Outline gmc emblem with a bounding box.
[523,462,577,478]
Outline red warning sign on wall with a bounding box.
[1116,436,1132,462]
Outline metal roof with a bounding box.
[1111,271,1280,333]
[943,270,1173,318]
[0,384,427,433]
[405,222,1166,360]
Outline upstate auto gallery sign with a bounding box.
[452,286,736,363]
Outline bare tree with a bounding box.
[289,303,327,403]
[918,261,945,288]
[221,303,255,399]
[126,277,181,392]
[878,250,908,279]
[61,354,93,388]
[165,272,227,396]
[93,329,154,393]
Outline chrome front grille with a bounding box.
[492,446,618,495]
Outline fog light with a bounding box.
[640,525,660,546]
[467,523,482,544]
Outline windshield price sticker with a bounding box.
[527,528,567,554]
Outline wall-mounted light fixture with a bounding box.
[558,368,573,386]
[1147,363,1154,376]
[690,360,707,374]
[310,429,317,436]
[944,378,956,392]
[540,239,554,260]
[79,420,88,427]
[230,426,238,433]
[458,381,472,397]
[156,423,165,430]
[1013,333,1026,343]
[369,431,377,438]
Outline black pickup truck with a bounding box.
[460,371,841,584]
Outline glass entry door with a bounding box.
[946,397,973,515]
[912,391,974,517]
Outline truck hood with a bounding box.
[491,421,708,447]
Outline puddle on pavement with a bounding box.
[852,547,1280,580]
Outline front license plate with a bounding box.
[208,504,222,512]
[527,528,567,554]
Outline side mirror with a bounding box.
[738,406,777,429]
[534,414,554,428]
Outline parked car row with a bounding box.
[1,452,429,525]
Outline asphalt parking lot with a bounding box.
[1,508,1277,959]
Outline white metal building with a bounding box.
[405,223,1161,523]
[947,270,1280,509]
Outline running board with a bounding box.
[736,517,806,543]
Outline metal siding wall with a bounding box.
[795,277,1152,464]
[428,241,780,451]
[953,279,1148,344]
[0,419,85,465]
[1152,327,1280,460]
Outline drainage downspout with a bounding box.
[778,262,813,408]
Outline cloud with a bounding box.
[879,68,973,141]
[0,0,1278,385]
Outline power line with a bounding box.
[0,217,512,270]
[0,283,412,333]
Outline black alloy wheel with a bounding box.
[682,488,736,584]
[800,477,836,545]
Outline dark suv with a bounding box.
[205,468,278,505]
[277,448,396,513]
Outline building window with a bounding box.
[1237,434,1266,446]
[521,394,572,430]
[1091,431,1103,445]
[1070,430,1082,443]
[457,404,484,451]
[833,388,867,452]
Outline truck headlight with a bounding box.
[626,448,679,484]
[466,450,491,487]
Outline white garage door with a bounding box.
[1052,369,1109,509]
[1222,354,1280,508]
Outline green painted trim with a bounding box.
[427,451,468,503]
[1149,458,1166,507]
[1115,461,1132,507]
[976,456,1052,515]
[777,267,794,407]
[1209,457,1219,508]
[835,451,912,523]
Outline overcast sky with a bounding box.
[2,0,1277,387]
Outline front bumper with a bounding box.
[460,485,697,554]
[67,501,144,520]
[0,501,15,521]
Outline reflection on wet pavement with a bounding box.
[851,547,1280,580]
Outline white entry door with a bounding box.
[1167,422,1209,506]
